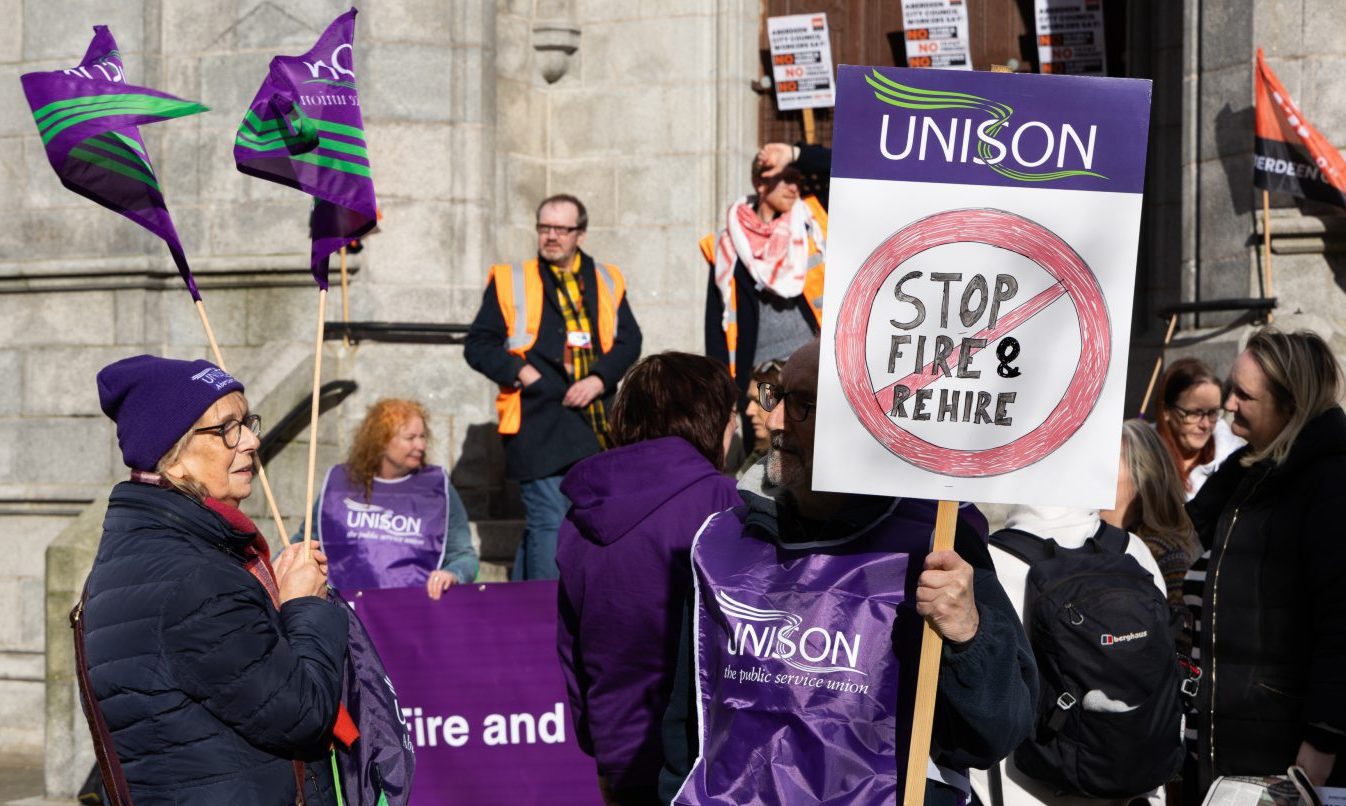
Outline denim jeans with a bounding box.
[513,474,569,580]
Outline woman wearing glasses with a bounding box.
[82,355,347,803]
[298,398,477,598]
[1184,329,1346,792]
[1154,357,1244,499]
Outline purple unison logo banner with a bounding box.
[20,26,208,299]
[351,582,601,806]
[234,7,377,288]
[831,65,1151,194]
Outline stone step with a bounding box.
[469,519,523,563]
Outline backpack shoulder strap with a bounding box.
[1090,521,1133,555]
[989,528,1056,565]
[71,585,134,806]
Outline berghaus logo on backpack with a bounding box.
[1099,630,1147,646]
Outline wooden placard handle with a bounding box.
[301,288,329,559]
[902,498,960,804]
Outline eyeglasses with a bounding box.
[757,382,815,422]
[192,414,262,448]
[1170,405,1223,424]
[536,224,583,236]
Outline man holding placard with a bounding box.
[659,339,1035,805]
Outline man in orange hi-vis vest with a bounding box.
[465,194,642,580]
[701,152,828,402]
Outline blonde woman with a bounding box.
[1185,328,1346,791]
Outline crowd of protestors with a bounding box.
[74,140,1346,804]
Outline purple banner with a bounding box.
[20,26,208,299]
[352,582,601,806]
[831,65,1151,194]
[234,8,377,288]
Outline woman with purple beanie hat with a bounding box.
[80,355,348,805]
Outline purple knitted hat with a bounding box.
[96,355,246,471]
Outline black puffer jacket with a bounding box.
[1186,407,1346,788]
[84,482,349,804]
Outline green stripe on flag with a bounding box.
[81,135,151,167]
[291,151,372,178]
[242,109,365,144]
[67,147,161,190]
[237,127,368,159]
[34,93,204,128]
[39,99,205,144]
[107,131,147,156]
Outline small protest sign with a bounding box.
[899,0,972,71]
[1035,0,1108,76]
[816,66,1152,508]
[766,13,835,111]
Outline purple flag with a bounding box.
[20,26,208,299]
[234,8,377,289]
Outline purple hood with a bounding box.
[555,436,740,789]
[562,436,733,546]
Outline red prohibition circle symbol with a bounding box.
[834,208,1110,477]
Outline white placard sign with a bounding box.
[899,0,972,71]
[1035,0,1107,76]
[814,66,1152,508]
[766,13,835,111]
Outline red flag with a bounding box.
[1253,48,1346,208]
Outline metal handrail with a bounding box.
[323,321,471,345]
[258,380,359,464]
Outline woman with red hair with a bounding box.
[301,398,477,598]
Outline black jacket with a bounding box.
[84,482,349,805]
[658,471,1037,804]
[464,251,642,481]
[704,258,819,401]
[1186,406,1346,788]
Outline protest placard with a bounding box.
[899,0,972,71]
[1035,0,1107,76]
[353,582,601,805]
[766,13,835,111]
[816,65,1152,509]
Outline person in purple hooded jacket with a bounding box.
[556,352,742,806]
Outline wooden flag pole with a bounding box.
[301,288,329,559]
[902,498,960,804]
[802,107,816,145]
[1139,313,1179,418]
[339,246,351,347]
[1262,190,1275,324]
[194,299,289,544]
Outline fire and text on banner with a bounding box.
[1254,48,1346,209]
[1034,0,1107,76]
[351,582,601,806]
[815,66,1152,508]
[766,14,835,111]
[899,0,972,71]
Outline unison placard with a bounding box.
[815,65,1151,508]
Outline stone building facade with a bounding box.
[0,0,1342,797]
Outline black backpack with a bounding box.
[990,523,1185,798]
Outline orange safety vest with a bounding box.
[488,258,626,435]
[699,196,827,379]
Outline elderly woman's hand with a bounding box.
[275,545,330,603]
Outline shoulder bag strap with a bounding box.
[70,585,134,806]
